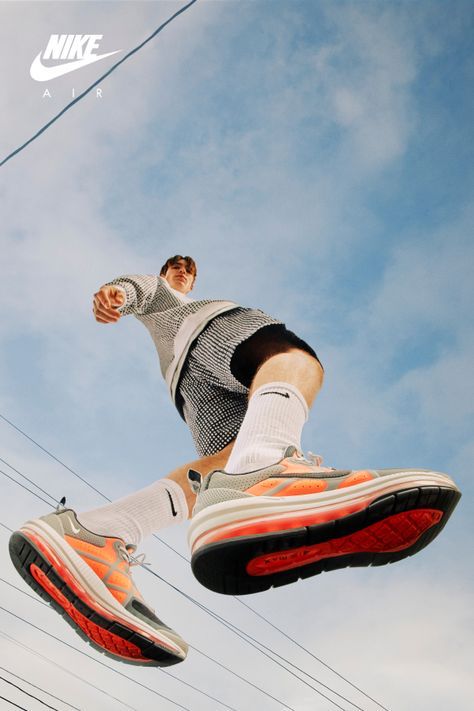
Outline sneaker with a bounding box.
[187,448,461,595]
[9,505,188,666]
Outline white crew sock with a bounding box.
[77,478,188,546]
[224,382,308,474]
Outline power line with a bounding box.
[236,598,390,711]
[143,566,361,711]
[0,414,389,710]
[0,457,58,506]
[0,675,61,711]
[0,471,364,711]
[0,0,199,168]
[0,605,194,711]
[0,429,387,711]
[0,468,53,508]
[0,629,135,711]
[0,695,29,711]
[0,576,296,711]
[0,663,80,711]
[0,601,256,711]
[1,570,364,711]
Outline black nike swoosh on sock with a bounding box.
[165,489,178,517]
[260,391,290,398]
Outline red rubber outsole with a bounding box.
[8,531,184,666]
[191,485,461,595]
[246,508,442,575]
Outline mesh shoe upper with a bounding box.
[40,508,170,634]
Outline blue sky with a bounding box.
[0,1,473,709]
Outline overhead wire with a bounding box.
[0,468,53,508]
[142,564,363,711]
[236,598,390,711]
[0,457,58,506]
[0,0,199,168]
[0,415,389,711]
[0,675,61,711]
[0,0,388,707]
[0,695,29,711]
[0,578,264,711]
[0,462,384,708]
[0,629,133,711]
[0,662,81,711]
[0,605,195,711]
[0,575,297,711]
[0,485,309,710]
[0,474,367,711]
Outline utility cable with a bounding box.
[0,662,80,711]
[0,605,194,711]
[0,675,60,711]
[0,415,388,710]
[236,598,390,711]
[0,475,365,711]
[0,468,52,508]
[0,459,387,710]
[0,629,133,711]
[0,695,29,711]
[0,600,251,711]
[0,0,199,167]
[0,575,296,711]
[0,457,58,507]
[130,555,366,711]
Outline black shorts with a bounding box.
[177,309,321,456]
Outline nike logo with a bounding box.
[166,489,178,517]
[69,522,81,534]
[260,391,290,398]
[30,50,121,81]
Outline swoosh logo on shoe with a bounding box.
[166,489,178,517]
[30,50,121,81]
[69,522,81,534]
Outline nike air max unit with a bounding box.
[188,448,461,595]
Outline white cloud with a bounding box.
[1,1,472,710]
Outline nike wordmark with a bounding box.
[30,35,121,82]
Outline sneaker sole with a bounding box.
[190,484,461,595]
[9,528,186,666]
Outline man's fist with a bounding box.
[93,286,125,323]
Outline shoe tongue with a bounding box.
[283,445,299,458]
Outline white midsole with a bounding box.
[188,470,457,549]
[22,518,186,657]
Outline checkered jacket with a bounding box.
[107,274,237,403]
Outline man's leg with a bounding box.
[225,349,323,474]
[78,348,322,544]
[188,347,461,595]
[78,440,234,545]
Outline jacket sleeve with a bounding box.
[104,274,160,316]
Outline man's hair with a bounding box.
[159,255,197,280]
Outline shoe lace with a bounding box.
[123,543,150,569]
[304,451,336,472]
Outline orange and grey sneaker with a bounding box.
[188,447,461,595]
[9,504,188,666]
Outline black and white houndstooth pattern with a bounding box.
[105,274,281,455]
[108,274,234,377]
[178,308,282,456]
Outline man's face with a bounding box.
[163,259,195,294]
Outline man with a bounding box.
[9,255,461,667]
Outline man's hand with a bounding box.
[93,286,125,323]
